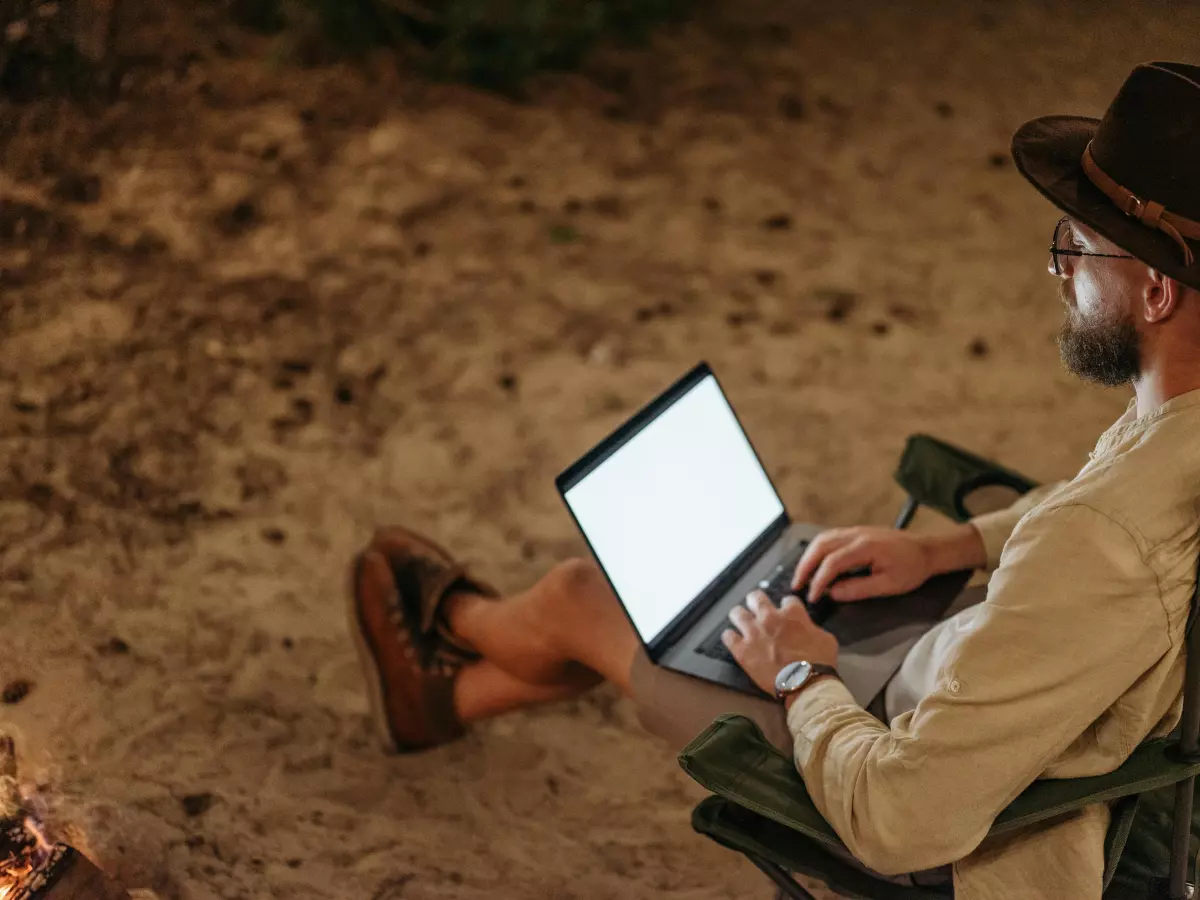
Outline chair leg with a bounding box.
[893,495,919,530]
[746,853,818,900]
[1166,775,1196,899]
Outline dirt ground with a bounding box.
[1,1,1198,898]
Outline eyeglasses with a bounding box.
[1049,217,1134,275]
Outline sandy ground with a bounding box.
[1,1,1198,897]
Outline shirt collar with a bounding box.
[1091,387,1200,461]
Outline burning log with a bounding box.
[3,845,131,900]
[0,737,130,900]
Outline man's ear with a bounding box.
[1143,268,1181,324]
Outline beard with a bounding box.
[1056,290,1141,387]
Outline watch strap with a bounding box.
[808,663,840,680]
[776,661,841,699]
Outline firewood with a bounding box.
[0,739,132,900]
[8,846,131,900]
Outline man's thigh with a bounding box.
[628,647,893,753]
[628,646,793,753]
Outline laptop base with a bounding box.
[659,522,973,706]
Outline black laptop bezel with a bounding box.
[555,361,791,662]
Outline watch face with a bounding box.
[775,660,812,695]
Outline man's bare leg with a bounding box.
[454,661,601,721]
[445,559,640,724]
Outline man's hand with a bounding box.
[722,592,839,696]
[791,526,940,603]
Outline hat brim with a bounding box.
[1011,115,1200,291]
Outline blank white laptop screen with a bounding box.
[562,375,785,643]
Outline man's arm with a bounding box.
[921,521,989,574]
[789,481,1067,605]
[967,480,1066,571]
[784,502,1167,875]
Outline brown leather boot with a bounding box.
[346,527,499,753]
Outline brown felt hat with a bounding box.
[1011,61,1200,291]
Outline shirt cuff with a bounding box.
[967,512,1017,572]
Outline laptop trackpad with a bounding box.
[825,568,974,707]
[837,626,930,707]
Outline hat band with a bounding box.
[1081,143,1198,268]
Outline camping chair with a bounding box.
[678,434,1200,900]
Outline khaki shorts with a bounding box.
[629,646,793,753]
[629,646,893,753]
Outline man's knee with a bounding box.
[541,557,635,686]
[544,557,610,602]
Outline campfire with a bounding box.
[0,737,130,900]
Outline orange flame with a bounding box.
[0,814,56,899]
[0,738,56,900]
[0,859,32,900]
[0,855,32,898]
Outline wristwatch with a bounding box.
[774,661,840,700]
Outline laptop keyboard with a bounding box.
[694,542,813,664]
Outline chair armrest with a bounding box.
[893,434,1039,523]
[679,714,1200,848]
[679,714,844,851]
[693,797,951,900]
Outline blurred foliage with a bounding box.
[548,223,580,244]
[233,0,690,91]
[1,0,116,103]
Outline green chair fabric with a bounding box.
[681,715,1200,853]
[892,434,1038,524]
[1107,782,1200,900]
[678,434,1200,899]
[680,715,1200,887]
[692,796,950,900]
[690,792,1144,900]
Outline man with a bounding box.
[348,62,1200,898]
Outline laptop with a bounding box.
[556,362,970,705]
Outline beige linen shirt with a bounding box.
[786,389,1200,899]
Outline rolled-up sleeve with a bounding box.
[785,503,1168,875]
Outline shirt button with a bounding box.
[949,679,962,694]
